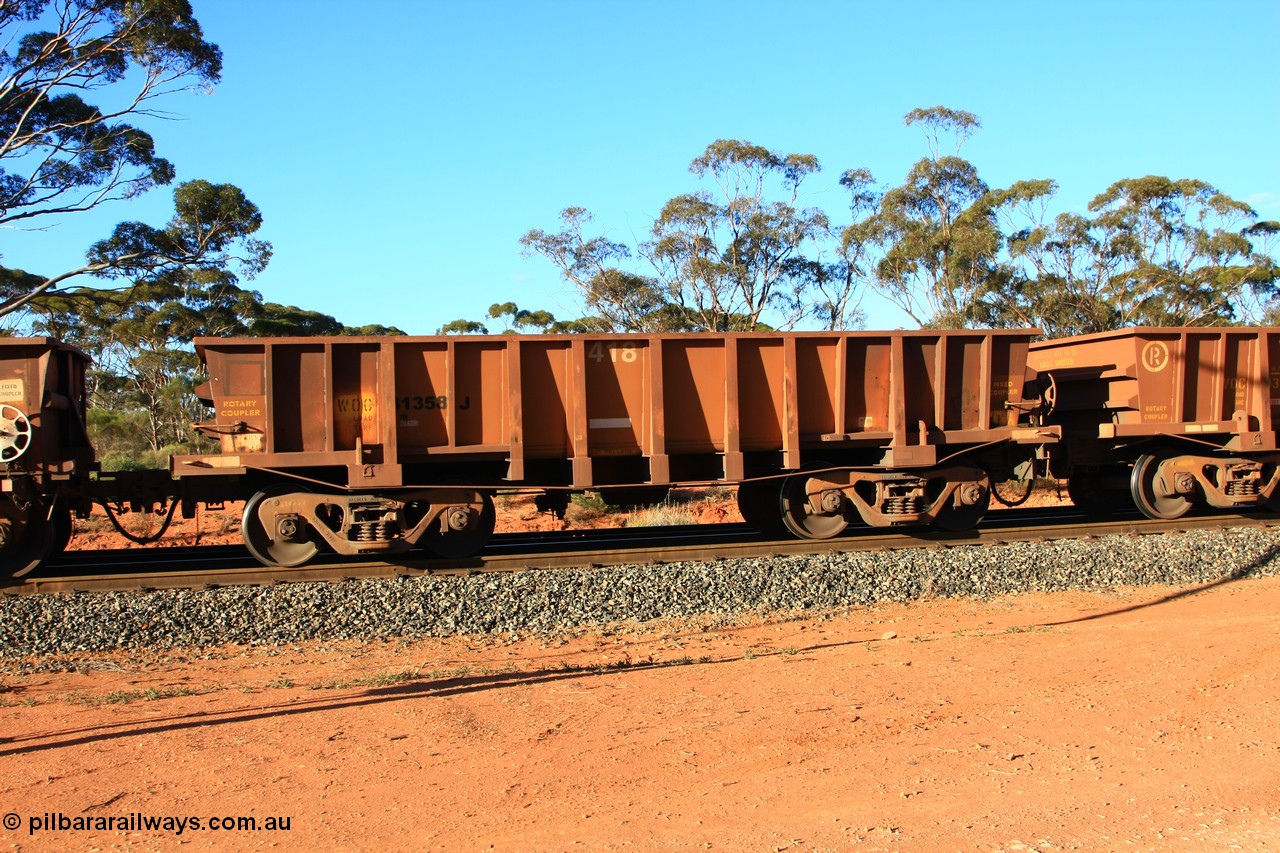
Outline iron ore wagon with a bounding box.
[169,329,1055,567]
[1029,326,1280,519]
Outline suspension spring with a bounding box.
[1227,480,1259,497]
[353,520,399,542]
[883,495,924,515]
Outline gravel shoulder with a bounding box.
[2,528,1280,851]
[4,525,1277,655]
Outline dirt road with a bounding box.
[3,575,1279,851]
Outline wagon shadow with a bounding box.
[1038,542,1280,628]
[0,651,768,757]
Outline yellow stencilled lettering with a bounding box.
[336,396,376,416]
[1142,404,1170,422]
[219,397,264,419]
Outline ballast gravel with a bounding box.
[2,526,1277,656]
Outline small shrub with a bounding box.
[571,492,609,513]
[624,505,698,528]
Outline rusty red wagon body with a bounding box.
[169,330,1053,566]
[1029,327,1280,518]
[0,337,94,575]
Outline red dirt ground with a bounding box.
[2,576,1278,851]
[3,487,1275,850]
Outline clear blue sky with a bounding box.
[4,0,1278,332]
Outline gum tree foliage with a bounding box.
[0,1,276,462]
[438,302,608,335]
[484,301,556,333]
[855,107,1057,329]
[817,166,877,331]
[517,110,1278,335]
[0,0,270,315]
[995,177,1280,335]
[520,140,832,332]
[518,207,673,332]
[644,140,828,331]
[437,317,488,335]
[22,179,271,459]
[247,301,404,337]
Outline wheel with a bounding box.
[0,500,54,578]
[0,404,33,462]
[1130,454,1193,520]
[932,478,991,532]
[780,469,849,540]
[243,485,321,568]
[49,505,73,556]
[736,479,788,535]
[420,492,496,558]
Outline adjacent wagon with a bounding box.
[1029,326,1280,518]
[0,337,93,575]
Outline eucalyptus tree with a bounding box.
[519,207,673,332]
[485,301,557,333]
[247,302,407,337]
[0,0,267,315]
[859,108,1057,329]
[997,210,1122,337]
[522,140,829,332]
[816,167,878,331]
[438,305,614,336]
[1088,177,1278,326]
[643,139,827,331]
[437,318,489,335]
[248,303,344,337]
[997,178,1280,334]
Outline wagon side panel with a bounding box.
[736,338,784,450]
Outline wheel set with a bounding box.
[240,486,498,568]
[0,498,71,578]
[737,464,994,540]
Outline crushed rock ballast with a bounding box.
[2,527,1277,656]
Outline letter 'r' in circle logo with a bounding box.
[1141,341,1170,373]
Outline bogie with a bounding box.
[240,486,497,568]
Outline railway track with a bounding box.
[5,507,1277,597]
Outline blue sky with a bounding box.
[4,0,1278,332]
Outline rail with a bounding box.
[4,509,1276,597]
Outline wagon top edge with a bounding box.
[1029,326,1280,350]
[191,328,1047,351]
[0,336,92,360]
